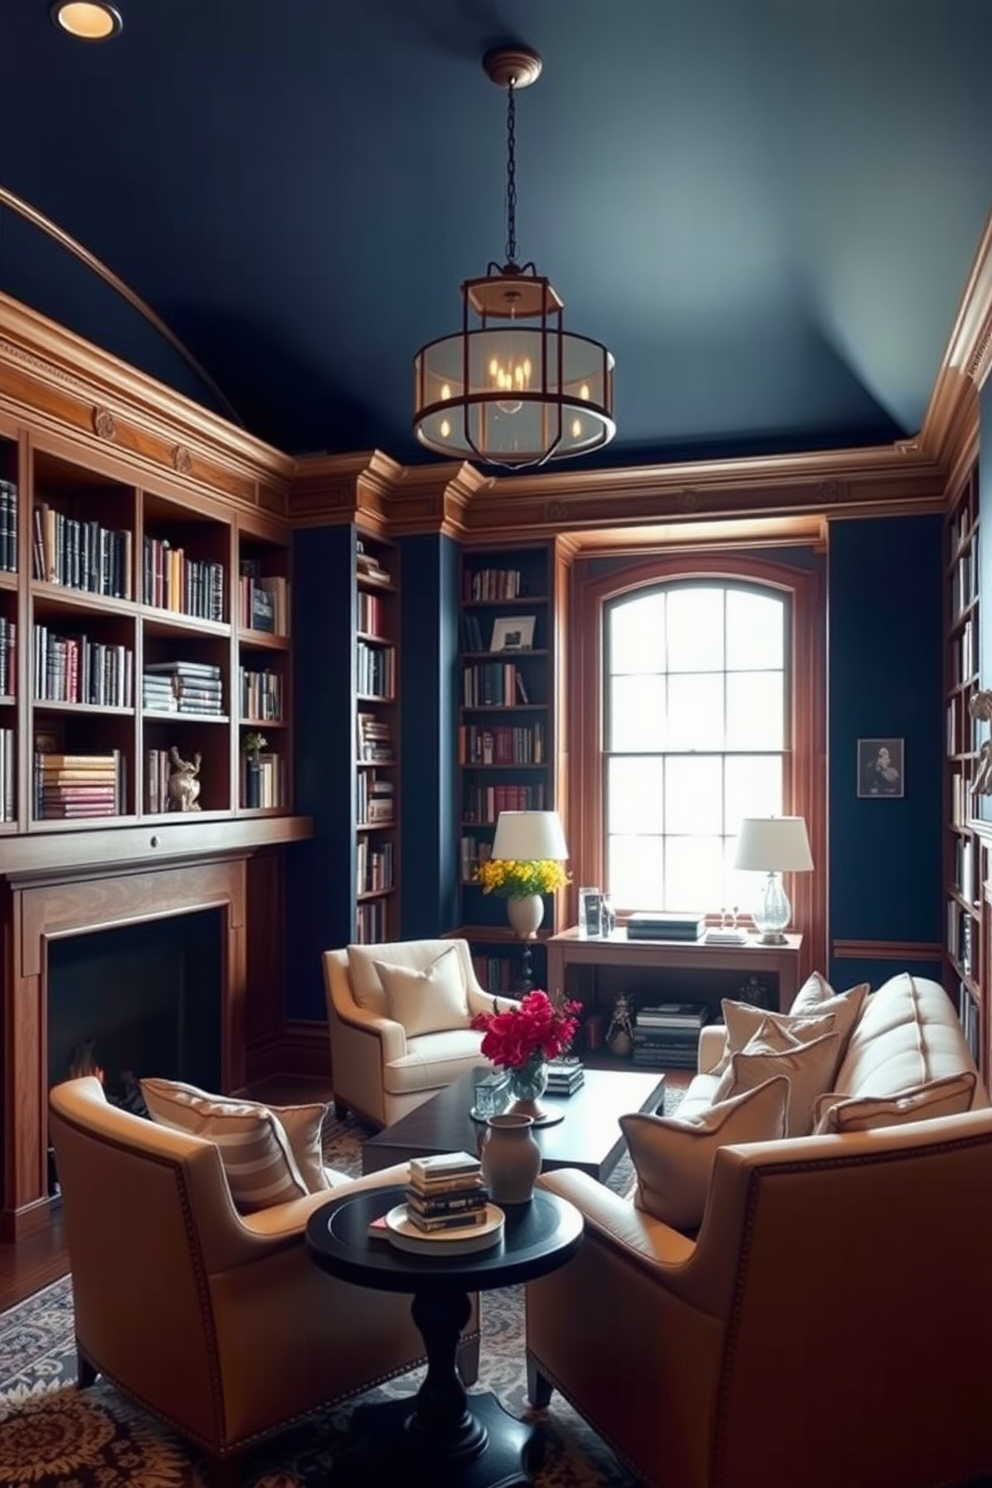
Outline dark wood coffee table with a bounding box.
[306,1183,583,1487]
[362,1066,665,1181]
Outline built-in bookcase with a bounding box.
[355,532,400,943]
[455,539,568,991]
[944,460,984,1075]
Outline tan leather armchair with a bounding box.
[49,1076,480,1483]
[323,939,519,1128]
[527,1110,992,1488]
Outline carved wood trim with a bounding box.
[831,939,943,962]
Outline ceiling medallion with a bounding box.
[413,46,615,471]
[50,2,123,41]
[92,406,116,439]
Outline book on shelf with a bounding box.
[635,1002,710,1029]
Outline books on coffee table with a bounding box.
[383,1202,506,1256]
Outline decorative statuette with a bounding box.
[606,991,635,1058]
[93,406,116,440]
[167,746,202,812]
[970,691,992,796]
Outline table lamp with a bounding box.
[490,809,569,989]
[732,816,813,944]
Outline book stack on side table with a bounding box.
[633,1001,711,1069]
[626,911,706,942]
[545,1058,585,1095]
[405,1152,490,1233]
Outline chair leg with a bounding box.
[527,1354,554,1408]
[76,1347,98,1388]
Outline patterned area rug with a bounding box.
[0,1093,689,1488]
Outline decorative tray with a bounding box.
[384,1202,505,1256]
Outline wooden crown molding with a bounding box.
[0,291,294,516]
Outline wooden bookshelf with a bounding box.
[354,532,400,942]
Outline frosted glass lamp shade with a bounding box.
[491,810,569,861]
[733,817,813,944]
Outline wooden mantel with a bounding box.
[0,816,310,1242]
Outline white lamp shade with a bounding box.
[491,809,569,861]
[733,817,814,873]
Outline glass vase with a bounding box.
[506,1055,550,1123]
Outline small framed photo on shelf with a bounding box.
[490,615,536,653]
[857,737,905,798]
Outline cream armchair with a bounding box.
[527,1110,992,1488]
[49,1076,479,1484]
[323,938,520,1128]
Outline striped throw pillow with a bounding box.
[141,1078,309,1213]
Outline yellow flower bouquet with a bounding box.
[475,857,571,899]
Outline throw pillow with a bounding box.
[347,939,461,1017]
[714,1024,841,1137]
[374,945,470,1037]
[788,971,870,1021]
[141,1077,310,1212]
[713,1000,837,1076]
[620,1076,790,1233]
[813,1071,978,1134]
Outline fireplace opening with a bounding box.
[47,909,223,1191]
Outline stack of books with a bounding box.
[405,1152,490,1234]
[143,661,224,716]
[545,1058,585,1095]
[632,1001,711,1069]
[626,911,706,942]
[34,750,123,819]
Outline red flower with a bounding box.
[471,989,581,1069]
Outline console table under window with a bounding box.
[545,927,804,1022]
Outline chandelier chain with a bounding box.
[505,79,517,267]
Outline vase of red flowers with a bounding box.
[471,990,581,1123]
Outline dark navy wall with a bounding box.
[397,533,461,937]
[827,514,943,986]
[285,524,356,1021]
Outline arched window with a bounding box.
[605,581,788,912]
[569,551,825,960]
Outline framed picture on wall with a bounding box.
[857,737,905,798]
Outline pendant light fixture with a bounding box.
[413,46,615,470]
[50,1,122,40]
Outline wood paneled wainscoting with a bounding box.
[0,823,306,1244]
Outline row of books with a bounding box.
[0,480,18,573]
[462,661,532,707]
[357,771,394,825]
[240,666,283,723]
[356,712,393,762]
[355,897,388,943]
[356,640,395,699]
[356,589,389,639]
[238,563,289,635]
[0,727,13,821]
[462,782,546,826]
[33,502,132,599]
[143,537,224,622]
[464,567,526,601]
[142,662,224,717]
[356,543,392,585]
[357,837,394,894]
[631,1001,711,1069]
[458,722,545,765]
[33,628,134,708]
[0,616,15,697]
[241,752,284,809]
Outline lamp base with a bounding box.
[756,930,789,945]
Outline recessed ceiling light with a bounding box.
[50,1,122,41]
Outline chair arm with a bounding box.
[467,986,522,1017]
[237,1163,413,1243]
[536,1169,696,1271]
[331,999,408,1062]
[698,1024,728,1073]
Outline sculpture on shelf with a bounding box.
[969,691,992,796]
[167,746,202,812]
[606,991,635,1058]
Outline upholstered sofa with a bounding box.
[526,972,992,1488]
[323,938,519,1127]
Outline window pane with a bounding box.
[726,672,784,749]
[665,835,723,911]
[726,590,784,670]
[665,756,722,834]
[609,834,664,907]
[607,757,665,833]
[609,593,666,673]
[667,673,724,749]
[666,588,724,672]
[724,756,783,832]
[609,675,665,750]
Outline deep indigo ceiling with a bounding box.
[4,0,992,472]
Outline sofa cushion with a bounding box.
[715,1021,841,1136]
[620,1076,790,1233]
[348,938,467,1017]
[788,970,869,1018]
[141,1078,309,1212]
[833,973,983,1102]
[813,1070,978,1133]
[374,945,470,1037]
[712,1001,837,1076]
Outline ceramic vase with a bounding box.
[506,893,544,939]
[480,1113,541,1204]
[506,1055,550,1123]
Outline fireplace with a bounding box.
[2,855,250,1241]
